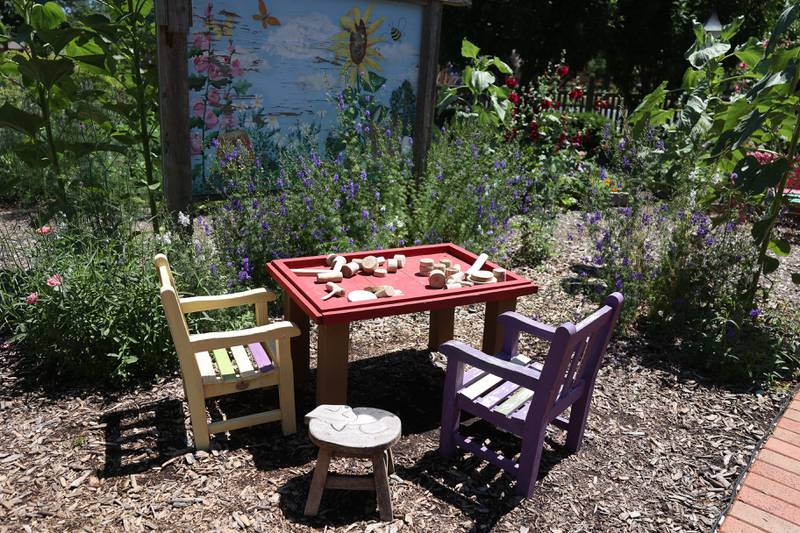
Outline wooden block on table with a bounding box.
[445,266,460,277]
[493,268,507,282]
[342,262,360,278]
[441,258,452,268]
[374,286,395,298]
[353,258,364,266]
[466,253,489,276]
[316,272,343,283]
[325,253,338,266]
[393,254,406,268]
[331,256,346,273]
[292,268,330,277]
[447,272,465,283]
[374,268,387,277]
[429,269,446,289]
[419,258,434,271]
[386,259,398,273]
[469,270,495,283]
[433,262,446,271]
[362,255,378,274]
[348,290,378,302]
[445,283,461,290]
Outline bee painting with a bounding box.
[252,0,280,29]
[389,17,406,42]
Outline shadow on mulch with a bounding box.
[100,399,188,477]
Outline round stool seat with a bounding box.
[306,405,401,455]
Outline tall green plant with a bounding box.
[81,0,161,230]
[438,38,514,127]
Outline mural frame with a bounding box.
[155,0,468,212]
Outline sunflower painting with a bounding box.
[330,5,386,87]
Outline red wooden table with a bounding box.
[266,243,538,404]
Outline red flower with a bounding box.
[557,64,569,78]
[508,91,520,105]
[541,98,553,110]
[569,87,584,101]
[529,120,539,141]
[505,77,518,89]
[36,225,51,235]
[26,292,38,305]
[595,99,610,110]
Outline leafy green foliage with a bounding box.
[0,216,234,385]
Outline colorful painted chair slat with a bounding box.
[212,348,236,379]
[439,293,623,498]
[248,342,274,372]
[230,345,256,377]
[155,254,299,450]
[196,351,221,384]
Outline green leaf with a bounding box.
[492,57,512,75]
[15,57,74,90]
[713,109,768,155]
[37,28,81,54]
[751,217,772,243]
[471,70,495,93]
[461,38,479,59]
[734,38,764,68]
[763,255,780,275]
[30,1,66,31]
[628,81,669,139]
[734,155,790,194]
[0,102,44,137]
[681,67,703,91]
[363,71,386,92]
[766,5,800,56]
[791,272,800,284]
[720,16,744,41]
[746,62,796,100]
[687,42,731,69]
[768,239,790,257]
[490,94,508,123]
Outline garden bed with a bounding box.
[0,213,796,532]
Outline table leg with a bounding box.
[316,322,350,405]
[482,299,517,355]
[428,307,455,351]
[284,296,310,387]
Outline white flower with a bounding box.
[157,231,172,245]
[177,211,191,227]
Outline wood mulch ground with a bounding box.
[0,209,798,532]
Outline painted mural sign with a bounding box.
[187,0,423,195]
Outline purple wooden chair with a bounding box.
[439,293,623,498]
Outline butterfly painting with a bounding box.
[252,0,280,29]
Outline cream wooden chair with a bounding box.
[154,254,298,450]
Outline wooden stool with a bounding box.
[303,405,401,521]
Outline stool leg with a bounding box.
[304,448,331,516]
[385,448,395,475]
[372,451,393,521]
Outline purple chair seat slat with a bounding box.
[248,342,274,372]
[439,293,624,498]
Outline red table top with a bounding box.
[266,243,538,324]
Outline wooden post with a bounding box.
[284,296,310,387]
[316,322,350,405]
[412,0,444,183]
[155,0,192,215]
[428,306,455,351]
[482,298,516,355]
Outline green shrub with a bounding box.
[0,216,235,385]
[411,122,548,259]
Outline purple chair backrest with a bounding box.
[528,293,623,423]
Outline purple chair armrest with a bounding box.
[439,340,541,390]
[497,312,556,341]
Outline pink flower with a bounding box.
[230,58,244,77]
[26,292,38,305]
[193,54,209,73]
[220,112,237,130]
[207,88,221,106]
[192,99,205,118]
[192,32,211,51]
[190,132,203,155]
[508,91,520,105]
[46,274,63,287]
[204,109,219,129]
[557,64,570,78]
[207,63,223,81]
[36,225,51,235]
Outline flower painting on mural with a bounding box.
[186,0,424,195]
[330,5,385,87]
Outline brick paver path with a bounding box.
[718,390,800,533]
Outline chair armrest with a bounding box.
[439,340,541,390]
[189,321,299,352]
[180,288,276,314]
[498,312,556,341]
